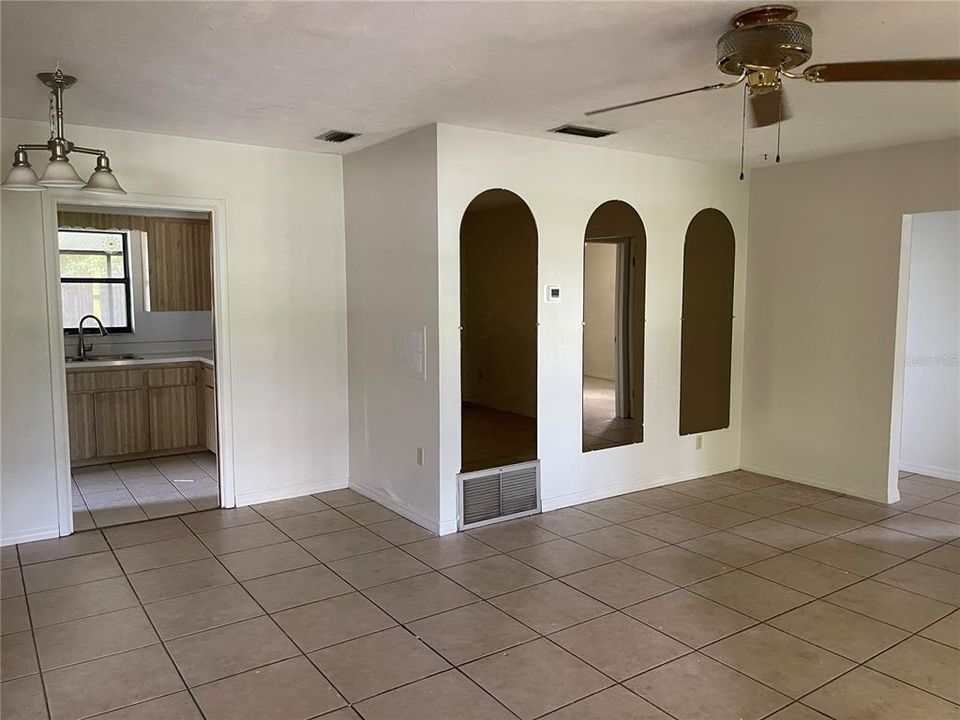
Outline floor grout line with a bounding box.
[11,474,960,720]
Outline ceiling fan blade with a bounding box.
[749,87,792,128]
[804,58,960,83]
[585,82,728,117]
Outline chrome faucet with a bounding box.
[77,315,107,359]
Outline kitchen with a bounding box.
[59,205,219,529]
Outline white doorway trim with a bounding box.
[40,190,235,536]
[886,214,914,505]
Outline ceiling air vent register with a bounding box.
[550,125,616,139]
[316,130,360,143]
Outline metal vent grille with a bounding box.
[316,130,360,143]
[549,124,616,139]
[459,460,540,530]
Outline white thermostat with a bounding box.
[545,285,561,303]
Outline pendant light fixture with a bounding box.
[2,67,126,194]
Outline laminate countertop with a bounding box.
[64,351,215,370]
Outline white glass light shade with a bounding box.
[38,157,85,187]
[2,162,42,191]
[83,166,126,195]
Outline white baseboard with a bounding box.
[2,524,61,547]
[235,478,348,507]
[541,462,740,512]
[437,518,458,536]
[900,462,960,482]
[739,463,890,504]
[349,479,440,534]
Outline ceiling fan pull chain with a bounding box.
[776,86,783,163]
[739,83,747,180]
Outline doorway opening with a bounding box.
[56,204,222,530]
[459,189,538,473]
[892,210,959,503]
[582,200,646,452]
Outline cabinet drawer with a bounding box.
[146,366,197,387]
[202,366,215,389]
[67,369,143,393]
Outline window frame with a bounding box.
[59,228,135,335]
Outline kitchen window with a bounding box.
[59,229,134,333]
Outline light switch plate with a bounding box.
[545,285,561,303]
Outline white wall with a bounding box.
[1,118,349,543]
[343,125,441,530]
[2,192,63,543]
[583,242,617,381]
[437,124,750,532]
[900,211,960,481]
[742,138,960,503]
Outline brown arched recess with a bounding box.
[459,189,538,472]
[582,200,646,452]
[679,208,735,436]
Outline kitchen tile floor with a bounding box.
[4,470,959,719]
[72,452,219,530]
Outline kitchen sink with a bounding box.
[65,353,143,362]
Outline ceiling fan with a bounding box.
[586,4,960,133]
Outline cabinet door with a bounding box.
[204,385,217,454]
[67,393,97,462]
[94,389,150,457]
[149,385,200,451]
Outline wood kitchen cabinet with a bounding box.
[201,366,217,454]
[95,389,151,457]
[66,361,211,466]
[67,393,97,462]
[150,385,199,450]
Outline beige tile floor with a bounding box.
[3,470,959,719]
[582,376,641,452]
[72,452,219,530]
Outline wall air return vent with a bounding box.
[316,130,360,143]
[550,124,616,139]
[458,460,540,530]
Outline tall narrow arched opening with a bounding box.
[680,208,736,435]
[582,200,646,452]
[459,189,538,473]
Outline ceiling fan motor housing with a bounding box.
[716,5,813,76]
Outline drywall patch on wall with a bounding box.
[899,210,959,481]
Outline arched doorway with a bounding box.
[582,200,647,452]
[459,189,538,473]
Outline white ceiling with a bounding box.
[2,1,958,166]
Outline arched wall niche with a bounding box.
[679,207,736,436]
[459,188,538,472]
[582,200,646,452]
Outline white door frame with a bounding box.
[584,235,634,419]
[40,190,235,536]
